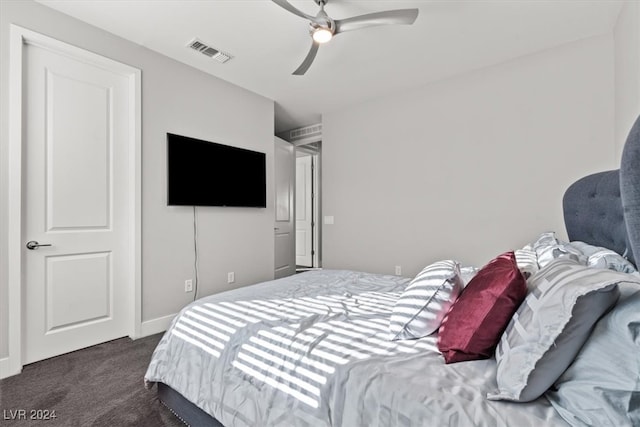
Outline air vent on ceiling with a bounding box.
[290,124,322,141]
[187,38,233,63]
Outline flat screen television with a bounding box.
[167,133,266,207]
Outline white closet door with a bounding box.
[296,155,313,267]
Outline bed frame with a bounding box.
[156,115,640,427]
[157,382,223,427]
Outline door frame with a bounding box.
[3,25,141,378]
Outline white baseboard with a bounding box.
[139,313,176,338]
[1,315,176,378]
[0,356,21,380]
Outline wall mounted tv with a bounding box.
[167,133,266,207]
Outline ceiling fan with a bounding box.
[273,0,419,75]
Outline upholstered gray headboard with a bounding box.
[563,115,640,267]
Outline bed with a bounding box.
[145,115,640,427]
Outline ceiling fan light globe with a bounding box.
[312,28,333,43]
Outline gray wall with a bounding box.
[322,35,617,277]
[0,0,275,359]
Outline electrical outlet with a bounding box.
[395,265,402,276]
[184,279,193,292]
[227,272,235,284]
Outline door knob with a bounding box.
[26,241,52,250]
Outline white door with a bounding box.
[23,42,132,363]
[296,155,313,267]
[274,137,296,278]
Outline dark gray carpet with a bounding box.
[0,333,185,426]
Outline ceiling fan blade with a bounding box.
[293,41,320,75]
[272,0,320,23]
[335,9,419,34]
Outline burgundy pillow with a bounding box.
[437,251,527,364]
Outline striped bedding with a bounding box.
[144,269,566,426]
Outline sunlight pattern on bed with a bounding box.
[232,312,439,408]
[169,288,440,409]
[170,290,402,359]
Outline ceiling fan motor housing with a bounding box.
[310,18,335,38]
[273,0,419,74]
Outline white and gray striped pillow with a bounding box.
[514,247,538,278]
[488,258,630,402]
[389,260,463,341]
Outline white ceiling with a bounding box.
[36,0,623,133]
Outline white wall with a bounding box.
[614,0,640,159]
[0,0,275,359]
[322,35,616,277]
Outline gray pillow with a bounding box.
[488,259,628,402]
[545,285,640,427]
[389,260,463,340]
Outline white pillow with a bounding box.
[389,260,463,340]
[530,232,586,268]
[514,247,538,278]
[488,259,629,402]
[460,266,478,286]
[568,241,637,274]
